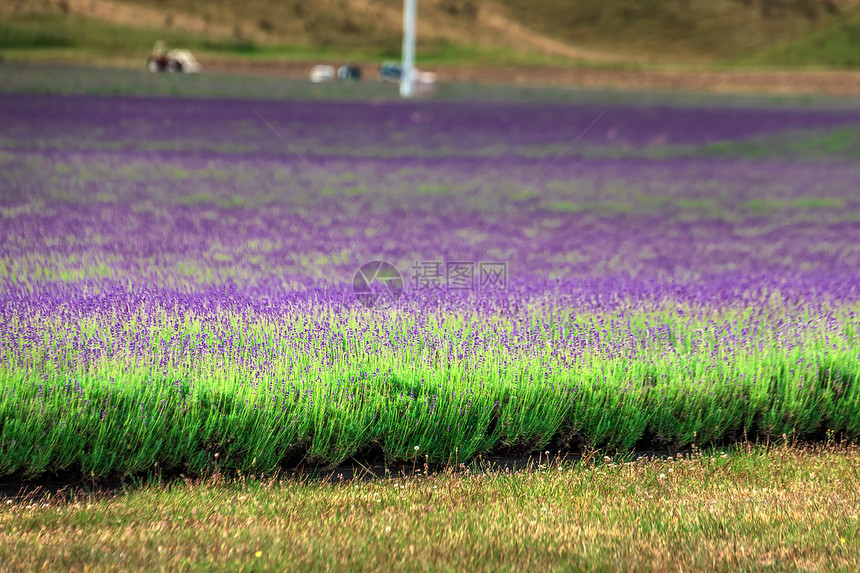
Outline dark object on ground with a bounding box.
[338,63,362,81]
[146,54,169,72]
[378,61,402,82]
[146,41,201,74]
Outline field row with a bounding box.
[3,287,860,477]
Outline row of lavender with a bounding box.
[2,94,860,477]
[4,151,860,286]
[2,279,859,477]
[6,94,858,154]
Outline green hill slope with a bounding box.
[494,0,860,62]
[2,0,860,68]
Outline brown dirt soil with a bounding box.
[62,0,252,41]
[202,57,860,97]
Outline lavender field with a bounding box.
[3,92,860,479]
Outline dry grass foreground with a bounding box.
[1,443,859,571]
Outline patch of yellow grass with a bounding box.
[2,443,859,571]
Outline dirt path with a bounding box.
[200,57,860,98]
[442,65,860,97]
[475,5,626,63]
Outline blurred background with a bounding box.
[3,0,860,84]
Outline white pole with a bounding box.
[400,0,417,98]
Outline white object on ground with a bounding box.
[167,49,202,73]
[310,65,335,83]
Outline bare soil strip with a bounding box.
[199,58,860,97]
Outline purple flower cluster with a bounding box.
[3,93,860,326]
[3,94,859,154]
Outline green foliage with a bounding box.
[0,14,194,56]
[0,22,72,50]
[3,303,860,479]
[494,0,860,62]
[757,11,860,68]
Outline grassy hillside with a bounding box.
[0,0,586,66]
[2,0,860,68]
[494,0,860,63]
[756,8,860,68]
